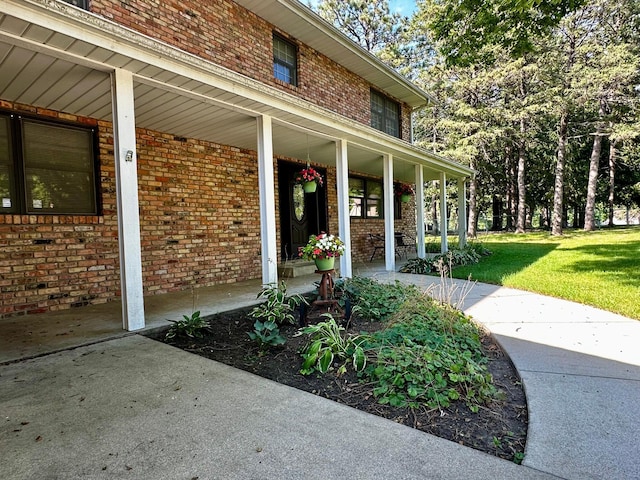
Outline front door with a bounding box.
[278,161,327,260]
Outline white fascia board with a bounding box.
[3,0,471,179]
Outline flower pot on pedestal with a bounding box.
[314,257,335,271]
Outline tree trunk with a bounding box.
[515,79,527,233]
[506,151,516,231]
[467,158,478,237]
[491,195,503,231]
[516,135,527,232]
[608,139,617,227]
[584,100,606,231]
[431,184,439,234]
[552,109,568,236]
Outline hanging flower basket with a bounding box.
[295,167,323,193]
[395,183,415,203]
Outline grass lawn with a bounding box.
[451,227,640,320]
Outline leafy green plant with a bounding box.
[248,319,286,347]
[297,314,368,375]
[340,277,420,322]
[165,311,208,340]
[362,298,499,411]
[399,257,435,274]
[400,242,491,275]
[248,281,307,348]
[249,281,306,326]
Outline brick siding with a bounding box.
[0,1,419,317]
[89,0,411,139]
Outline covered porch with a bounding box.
[0,0,473,332]
[0,260,397,365]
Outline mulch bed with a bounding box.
[145,306,527,463]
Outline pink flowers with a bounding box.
[295,167,323,186]
[395,183,415,197]
[298,232,345,260]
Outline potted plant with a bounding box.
[298,232,345,271]
[295,166,323,193]
[395,183,415,203]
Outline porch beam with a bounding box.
[440,172,448,254]
[257,115,278,285]
[458,177,468,248]
[383,154,395,271]
[335,140,352,278]
[415,165,426,258]
[111,68,145,331]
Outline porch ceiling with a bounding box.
[0,2,472,183]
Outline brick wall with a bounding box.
[89,0,412,139]
[1,102,264,318]
[0,97,416,318]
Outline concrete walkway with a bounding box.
[1,274,639,479]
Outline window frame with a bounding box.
[62,0,89,10]
[348,176,384,219]
[370,89,401,138]
[0,112,100,215]
[273,33,298,86]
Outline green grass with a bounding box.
[451,227,640,320]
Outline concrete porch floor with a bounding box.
[0,260,394,364]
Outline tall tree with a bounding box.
[577,0,640,230]
[314,0,404,54]
[424,0,586,66]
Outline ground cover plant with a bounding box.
[453,227,640,320]
[400,242,491,275]
[148,277,528,463]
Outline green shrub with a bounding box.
[248,320,286,347]
[400,242,491,275]
[165,311,209,340]
[300,278,500,412]
[297,315,368,375]
[248,281,307,349]
[362,298,499,411]
[340,277,420,321]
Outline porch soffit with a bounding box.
[0,1,472,182]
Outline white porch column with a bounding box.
[457,177,468,248]
[383,154,395,271]
[415,165,426,259]
[257,115,278,285]
[335,139,352,278]
[111,68,145,331]
[439,172,448,253]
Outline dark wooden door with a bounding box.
[278,161,327,260]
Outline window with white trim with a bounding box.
[273,33,298,86]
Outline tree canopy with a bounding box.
[312,0,640,234]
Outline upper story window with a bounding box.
[371,90,400,138]
[62,0,89,9]
[273,33,298,86]
[0,114,98,215]
[349,177,383,219]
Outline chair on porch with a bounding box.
[368,233,385,262]
[394,232,414,259]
